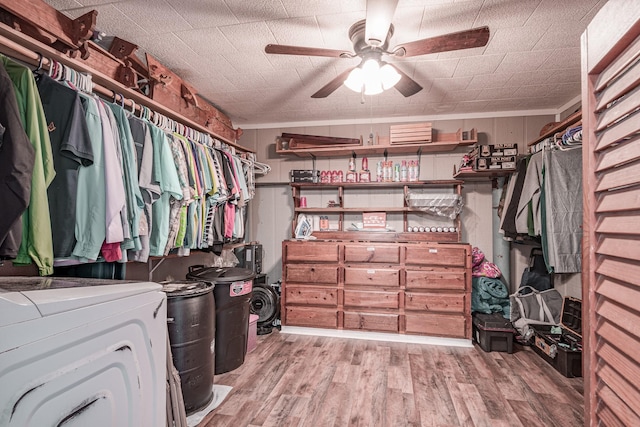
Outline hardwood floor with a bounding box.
[200,331,583,427]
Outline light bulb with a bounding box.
[364,81,383,95]
[344,67,364,92]
[380,64,401,89]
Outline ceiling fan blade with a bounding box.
[265,44,353,58]
[392,66,423,97]
[392,26,490,57]
[311,68,355,98]
[365,0,399,47]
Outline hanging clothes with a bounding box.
[148,123,182,257]
[127,116,160,262]
[107,102,143,254]
[164,133,192,255]
[96,99,126,262]
[71,92,106,262]
[542,148,583,273]
[1,55,55,275]
[500,157,528,240]
[0,64,34,259]
[36,74,94,258]
[515,151,544,236]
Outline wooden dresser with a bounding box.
[281,240,472,339]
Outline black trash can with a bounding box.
[162,280,215,415]
[187,266,255,374]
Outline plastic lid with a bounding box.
[187,266,256,284]
[161,280,212,297]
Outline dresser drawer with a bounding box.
[344,267,400,287]
[285,265,339,285]
[344,244,400,263]
[405,245,468,267]
[286,286,337,307]
[285,306,337,328]
[405,313,467,338]
[405,268,466,290]
[344,311,399,333]
[284,241,339,262]
[344,289,399,309]
[404,292,465,313]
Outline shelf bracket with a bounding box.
[311,154,316,175]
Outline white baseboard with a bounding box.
[280,326,473,348]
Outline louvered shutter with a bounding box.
[582,2,640,425]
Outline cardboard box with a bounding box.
[471,144,518,158]
[290,169,320,183]
[362,212,386,229]
[474,156,517,171]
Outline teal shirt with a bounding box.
[1,56,55,275]
[72,92,106,261]
[108,103,144,252]
[148,124,182,256]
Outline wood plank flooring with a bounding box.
[199,331,583,427]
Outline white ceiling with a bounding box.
[45,0,606,128]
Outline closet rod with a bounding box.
[0,23,252,154]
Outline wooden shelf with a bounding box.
[290,180,463,189]
[527,111,581,147]
[289,179,463,243]
[296,207,432,213]
[453,168,515,181]
[307,230,460,243]
[277,128,477,157]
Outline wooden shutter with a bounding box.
[582,2,640,425]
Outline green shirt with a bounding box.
[2,56,55,275]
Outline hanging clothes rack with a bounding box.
[0,22,252,155]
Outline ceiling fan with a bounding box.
[264,0,490,98]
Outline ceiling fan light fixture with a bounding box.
[344,58,399,94]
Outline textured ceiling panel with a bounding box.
[44,0,608,126]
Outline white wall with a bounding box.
[239,114,581,298]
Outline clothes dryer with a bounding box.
[0,277,166,427]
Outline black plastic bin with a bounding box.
[162,280,215,415]
[187,266,255,374]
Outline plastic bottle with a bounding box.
[376,161,383,182]
[408,160,417,182]
[400,160,408,182]
[362,157,368,171]
[348,157,356,172]
[393,163,400,182]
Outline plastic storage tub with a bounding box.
[162,280,215,414]
[187,266,255,374]
[472,312,515,353]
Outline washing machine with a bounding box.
[0,277,167,427]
